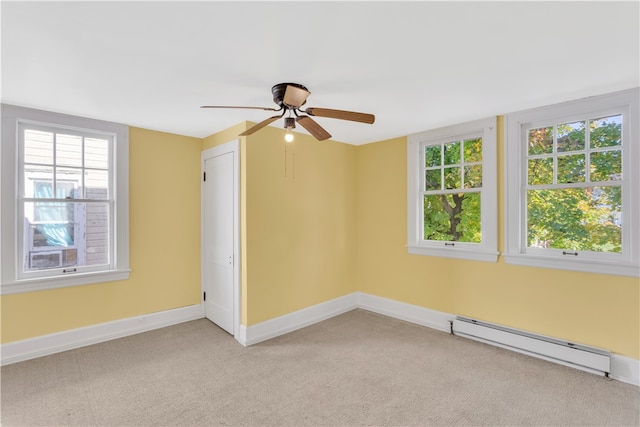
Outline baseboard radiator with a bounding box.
[451,316,611,377]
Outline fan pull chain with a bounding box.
[284,142,296,179]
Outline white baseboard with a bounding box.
[355,292,455,333]
[610,354,640,386]
[240,293,358,346]
[1,304,205,366]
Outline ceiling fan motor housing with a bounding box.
[272,82,309,108]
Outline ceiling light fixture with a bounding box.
[284,116,295,142]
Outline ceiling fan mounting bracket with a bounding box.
[272,82,308,109]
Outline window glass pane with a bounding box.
[55,168,82,198]
[528,157,553,185]
[85,169,109,199]
[528,127,553,155]
[590,115,622,148]
[590,150,621,182]
[24,130,53,164]
[425,169,441,191]
[557,154,585,183]
[425,145,441,168]
[85,138,109,169]
[464,165,482,188]
[527,186,621,253]
[32,223,75,248]
[424,192,481,242]
[85,202,110,266]
[464,138,482,162]
[24,167,54,197]
[23,201,110,271]
[444,141,461,165]
[56,134,82,167]
[25,201,74,249]
[444,167,461,189]
[32,202,73,223]
[557,121,585,152]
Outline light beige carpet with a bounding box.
[1,309,638,426]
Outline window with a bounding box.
[407,117,497,261]
[1,105,130,294]
[504,88,639,277]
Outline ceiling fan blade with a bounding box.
[296,116,332,141]
[239,115,282,136]
[305,107,375,124]
[201,105,280,111]
[283,85,311,108]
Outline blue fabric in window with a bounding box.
[34,183,73,247]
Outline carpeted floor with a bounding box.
[1,309,638,426]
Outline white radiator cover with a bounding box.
[452,316,611,375]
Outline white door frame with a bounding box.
[201,140,241,339]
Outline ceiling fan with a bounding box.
[201,83,375,142]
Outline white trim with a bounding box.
[201,140,241,341]
[407,246,499,262]
[503,252,639,277]
[355,291,454,333]
[1,270,132,295]
[610,354,640,387]
[240,293,358,346]
[1,304,204,366]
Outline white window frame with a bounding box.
[504,88,639,277]
[407,117,498,262]
[1,105,130,294]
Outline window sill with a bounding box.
[1,269,131,295]
[503,253,639,277]
[407,245,499,262]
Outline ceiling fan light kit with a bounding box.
[202,83,375,142]
[284,117,295,142]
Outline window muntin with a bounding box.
[408,117,497,262]
[504,88,639,277]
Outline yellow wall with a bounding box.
[1,127,202,343]
[242,126,358,324]
[202,122,248,150]
[3,117,638,362]
[355,126,640,359]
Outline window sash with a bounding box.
[18,123,116,280]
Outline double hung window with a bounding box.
[504,89,639,276]
[407,117,497,261]
[1,105,130,294]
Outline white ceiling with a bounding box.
[2,1,638,145]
